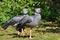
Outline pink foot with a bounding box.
[29,37,33,40]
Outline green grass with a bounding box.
[0,26,60,40]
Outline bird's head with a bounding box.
[35,8,41,14]
[23,8,28,15]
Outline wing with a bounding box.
[2,15,23,30]
[15,15,32,32]
[19,15,32,26]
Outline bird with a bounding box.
[2,8,29,30]
[2,8,32,37]
[15,8,32,36]
[26,8,41,39]
[17,8,41,39]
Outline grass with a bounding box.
[0,26,60,40]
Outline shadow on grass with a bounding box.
[35,28,60,33]
[6,33,34,38]
[6,33,18,36]
[0,34,4,36]
[0,33,17,36]
[12,35,34,38]
[12,35,30,38]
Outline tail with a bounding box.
[2,19,13,30]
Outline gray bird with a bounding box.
[2,8,29,30]
[26,8,41,39]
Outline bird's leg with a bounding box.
[29,27,33,39]
[22,28,24,37]
[17,31,20,36]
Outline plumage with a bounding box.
[16,8,41,39]
[26,13,41,27]
[16,14,32,32]
[2,8,29,30]
[2,15,23,30]
[18,11,41,28]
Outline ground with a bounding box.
[0,26,60,40]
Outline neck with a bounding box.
[35,12,39,15]
[24,13,28,15]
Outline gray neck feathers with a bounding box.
[24,13,28,15]
[34,12,41,22]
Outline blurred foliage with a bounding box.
[0,0,60,25]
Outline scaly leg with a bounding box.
[22,28,24,37]
[29,27,33,39]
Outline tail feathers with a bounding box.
[2,19,13,30]
[2,22,10,30]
